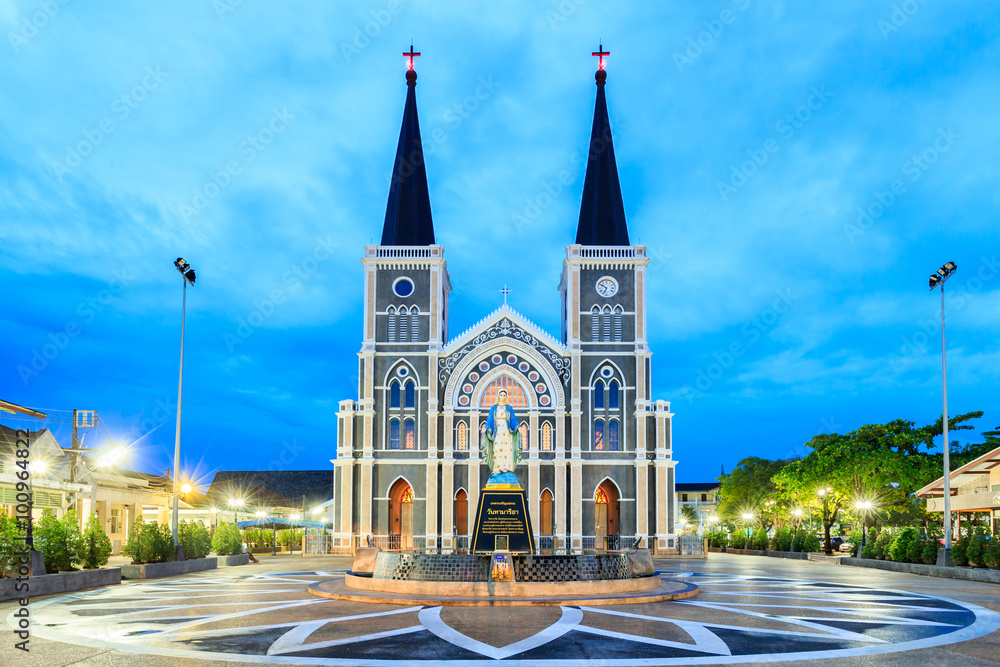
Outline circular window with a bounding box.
[396,367,408,377]
[462,383,473,394]
[468,372,479,382]
[506,355,517,365]
[528,371,539,382]
[535,383,546,394]
[518,361,530,372]
[601,367,613,378]
[540,395,550,406]
[491,354,503,365]
[479,361,490,372]
[459,395,470,406]
[392,277,415,297]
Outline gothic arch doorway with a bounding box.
[540,489,553,536]
[595,479,620,550]
[455,489,468,537]
[389,479,414,550]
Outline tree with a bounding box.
[79,514,113,569]
[0,514,26,578]
[179,520,212,560]
[34,510,82,572]
[679,505,699,526]
[717,457,792,528]
[212,522,243,556]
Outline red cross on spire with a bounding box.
[404,42,420,70]
[592,42,610,70]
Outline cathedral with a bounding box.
[332,51,677,554]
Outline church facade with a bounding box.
[332,58,677,554]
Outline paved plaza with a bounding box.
[4,553,1000,666]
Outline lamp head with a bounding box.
[181,483,192,494]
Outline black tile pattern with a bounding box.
[371,552,633,582]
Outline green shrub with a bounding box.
[905,537,927,564]
[800,532,821,553]
[212,522,243,556]
[771,527,792,552]
[729,531,747,549]
[78,514,112,569]
[951,539,968,566]
[34,510,82,572]
[179,520,212,560]
[0,514,27,578]
[751,528,769,551]
[966,534,989,567]
[122,518,174,564]
[846,529,864,557]
[983,538,1000,570]
[860,529,878,559]
[873,530,893,560]
[889,527,919,562]
[277,529,304,548]
[921,540,939,565]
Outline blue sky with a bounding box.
[1,1,998,485]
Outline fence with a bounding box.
[677,534,706,556]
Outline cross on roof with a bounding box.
[404,43,421,70]
[499,284,512,305]
[592,42,610,70]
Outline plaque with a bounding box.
[471,488,536,554]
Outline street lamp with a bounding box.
[929,261,957,556]
[229,497,243,524]
[210,507,219,531]
[171,257,197,551]
[854,501,874,556]
[817,487,832,553]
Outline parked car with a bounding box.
[838,541,854,553]
[828,536,845,551]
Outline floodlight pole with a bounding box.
[940,280,952,551]
[171,277,187,548]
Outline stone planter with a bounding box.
[0,568,121,602]
[842,557,1000,584]
[121,557,217,580]
[218,554,249,566]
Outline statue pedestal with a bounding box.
[472,487,535,554]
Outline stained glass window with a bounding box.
[389,419,400,450]
[405,381,415,408]
[400,485,413,503]
[478,375,529,408]
[594,381,604,409]
[390,381,400,408]
[541,422,552,451]
[456,422,467,450]
[519,423,528,451]
[609,380,619,409]
[609,420,620,451]
[404,419,415,449]
[594,420,604,450]
[595,486,609,504]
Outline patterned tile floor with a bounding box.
[4,554,1000,666]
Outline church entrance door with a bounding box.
[389,479,414,550]
[455,489,468,536]
[595,481,620,550]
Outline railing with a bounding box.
[456,536,469,551]
[537,536,555,551]
[677,535,706,556]
[369,535,428,551]
[573,247,639,259]
[367,246,436,258]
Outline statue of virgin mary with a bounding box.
[480,389,523,487]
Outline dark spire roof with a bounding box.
[381,67,435,246]
[575,67,630,246]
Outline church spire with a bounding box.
[575,44,630,246]
[381,46,435,246]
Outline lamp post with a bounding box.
[928,261,957,557]
[210,507,218,532]
[171,258,197,551]
[741,513,754,545]
[229,497,243,524]
[817,487,832,554]
[854,501,873,556]
[791,509,803,552]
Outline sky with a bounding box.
[1,1,998,486]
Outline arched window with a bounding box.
[519,423,529,451]
[400,485,414,503]
[389,419,400,450]
[594,381,605,409]
[540,489,553,536]
[591,306,600,341]
[595,486,609,504]
[403,419,415,449]
[594,420,605,450]
[455,422,467,450]
[397,308,408,342]
[387,306,397,342]
[609,420,620,451]
[608,380,619,410]
[602,306,612,342]
[404,381,415,409]
[613,306,623,342]
[478,376,529,408]
[410,306,419,341]
[390,381,401,409]
[541,422,552,451]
